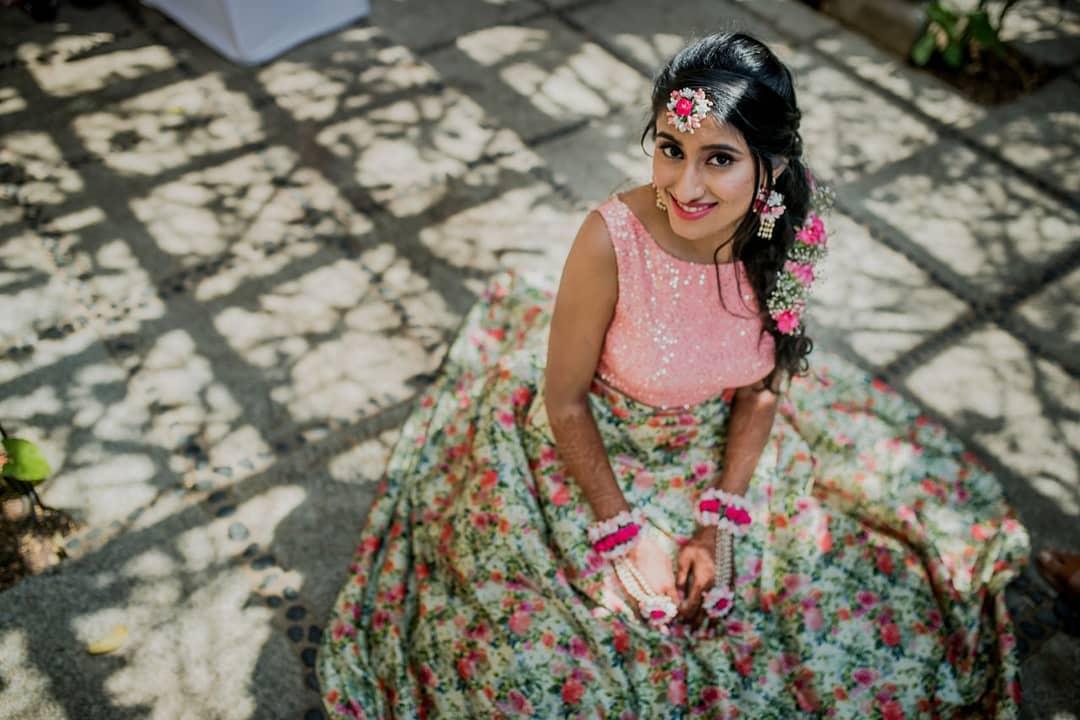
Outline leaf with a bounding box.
[926,2,961,39]
[911,31,937,66]
[1,438,51,483]
[943,38,966,68]
[87,625,129,655]
[967,10,1002,48]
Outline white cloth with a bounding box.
[144,0,371,65]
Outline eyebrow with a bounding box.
[656,131,744,155]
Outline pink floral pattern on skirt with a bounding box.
[318,271,1029,719]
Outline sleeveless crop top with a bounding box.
[594,196,776,409]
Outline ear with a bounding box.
[771,158,788,181]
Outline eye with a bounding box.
[708,153,735,167]
[659,143,683,160]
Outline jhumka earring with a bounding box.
[753,187,786,239]
[652,182,667,211]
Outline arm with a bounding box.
[545,209,680,607]
[677,377,781,623]
[543,210,626,520]
[715,381,781,495]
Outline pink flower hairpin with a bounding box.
[765,178,834,335]
[666,88,713,134]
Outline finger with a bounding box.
[676,550,691,589]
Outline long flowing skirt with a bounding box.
[318,271,1029,719]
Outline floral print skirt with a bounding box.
[318,271,1029,719]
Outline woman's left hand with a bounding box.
[676,526,717,626]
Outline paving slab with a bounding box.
[847,143,1080,303]
[727,0,842,42]
[254,25,442,125]
[207,428,398,620]
[0,323,194,529]
[568,0,940,185]
[968,74,1080,201]
[0,129,85,214]
[414,176,581,276]
[531,111,651,207]
[905,324,1079,551]
[311,85,535,210]
[0,6,178,111]
[805,211,969,367]
[370,0,545,52]
[811,29,987,130]
[0,230,77,351]
[0,505,312,720]
[424,16,649,143]
[1004,265,1080,376]
[783,51,939,184]
[568,0,781,77]
[70,71,267,179]
[1019,632,1080,720]
[2,2,1078,719]
[998,0,1080,67]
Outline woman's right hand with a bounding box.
[625,533,680,609]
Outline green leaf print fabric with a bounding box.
[318,270,1029,719]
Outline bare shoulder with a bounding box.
[570,207,616,265]
[555,208,618,312]
[616,184,655,219]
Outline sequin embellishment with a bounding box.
[595,197,775,408]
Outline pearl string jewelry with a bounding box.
[702,527,736,618]
[697,488,750,618]
[613,557,678,627]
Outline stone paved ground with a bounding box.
[0,0,1077,718]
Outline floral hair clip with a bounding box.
[666,88,713,134]
[765,172,834,335]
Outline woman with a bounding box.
[319,32,1028,718]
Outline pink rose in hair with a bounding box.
[674,97,693,116]
[773,309,800,334]
[796,214,826,246]
[785,260,815,286]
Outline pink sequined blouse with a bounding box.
[594,196,776,409]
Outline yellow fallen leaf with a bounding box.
[87,624,128,655]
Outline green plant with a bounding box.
[1,423,53,517]
[911,0,1024,68]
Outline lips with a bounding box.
[667,193,717,221]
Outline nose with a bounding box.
[672,161,705,203]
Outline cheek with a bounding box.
[709,170,756,207]
[652,155,675,184]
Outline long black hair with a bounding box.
[642,32,814,387]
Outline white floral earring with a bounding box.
[753,187,785,239]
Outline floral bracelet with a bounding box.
[695,488,752,536]
[587,508,644,561]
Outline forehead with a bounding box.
[656,114,748,149]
